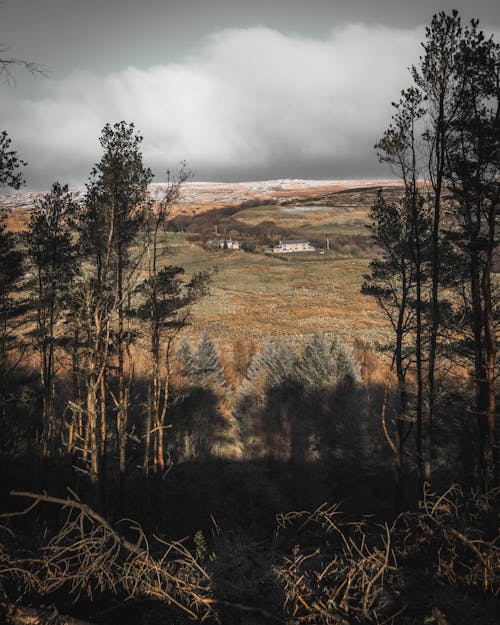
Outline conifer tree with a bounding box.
[296,333,336,393]
[25,182,78,458]
[177,338,194,376]
[0,131,25,189]
[134,166,210,480]
[192,332,223,383]
[83,121,153,497]
[366,10,500,491]
[444,25,500,484]
[0,128,26,456]
[411,10,466,481]
[74,121,153,499]
[137,260,210,475]
[0,208,24,454]
[330,335,362,386]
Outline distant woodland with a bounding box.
[0,10,498,625]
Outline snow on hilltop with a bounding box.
[1,179,404,223]
[151,178,403,214]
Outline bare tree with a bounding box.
[137,173,210,478]
[0,46,45,84]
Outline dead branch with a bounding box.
[10,491,140,555]
[1,486,498,624]
[0,51,48,84]
[276,506,399,624]
[9,491,215,621]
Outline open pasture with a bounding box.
[161,233,389,345]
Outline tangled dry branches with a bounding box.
[276,503,399,624]
[0,485,498,625]
[275,486,499,624]
[5,492,215,621]
[394,484,499,595]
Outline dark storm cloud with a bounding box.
[1,1,500,187]
[3,1,500,80]
[1,24,424,187]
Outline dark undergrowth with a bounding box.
[1,463,498,625]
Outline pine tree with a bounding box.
[25,182,78,458]
[243,337,298,391]
[367,10,500,491]
[444,25,500,484]
[136,262,210,476]
[330,336,362,387]
[0,128,26,456]
[296,333,336,392]
[0,131,26,189]
[192,332,223,383]
[0,208,25,455]
[81,121,153,498]
[177,338,194,376]
[412,11,466,482]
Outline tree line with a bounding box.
[362,11,499,503]
[0,9,497,517]
[0,121,212,512]
[0,10,499,625]
[0,118,372,518]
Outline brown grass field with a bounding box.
[153,185,404,347]
[165,236,389,344]
[2,181,404,349]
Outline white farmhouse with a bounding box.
[271,239,316,253]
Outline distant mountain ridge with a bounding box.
[1,179,404,230]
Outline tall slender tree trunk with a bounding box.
[99,372,108,511]
[468,247,489,482]
[116,243,127,505]
[482,205,498,485]
[414,230,424,489]
[394,268,409,510]
[406,140,425,492]
[86,379,100,508]
[426,109,446,483]
[143,382,152,477]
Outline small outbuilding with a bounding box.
[209,238,241,250]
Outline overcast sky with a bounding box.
[2,1,500,189]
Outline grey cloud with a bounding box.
[2,23,426,189]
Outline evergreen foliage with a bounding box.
[0,209,25,431]
[82,121,153,259]
[364,10,500,490]
[239,333,367,466]
[330,335,362,386]
[177,337,194,375]
[24,183,79,456]
[0,130,26,189]
[244,333,360,395]
[191,332,223,383]
[25,183,78,325]
[0,13,499,623]
[244,337,297,391]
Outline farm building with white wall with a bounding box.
[271,240,316,253]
